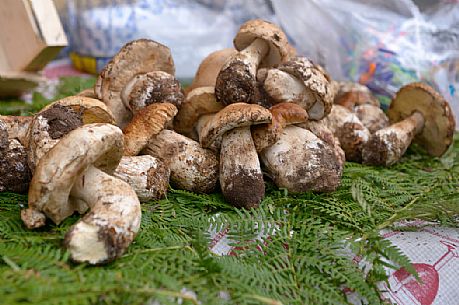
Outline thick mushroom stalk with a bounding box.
[363,112,424,166]
[263,57,333,120]
[143,130,218,194]
[220,126,264,208]
[215,19,289,106]
[22,124,141,264]
[324,105,370,162]
[114,155,170,201]
[0,115,32,145]
[362,83,455,166]
[260,125,343,193]
[200,103,271,208]
[215,39,269,105]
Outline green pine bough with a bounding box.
[0,78,458,305]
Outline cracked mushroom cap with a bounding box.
[388,82,455,157]
[123,71,184,113]
[123,102,178,156]
[23,123,124,229]
[95,39,175,127]
[187,48,237,93]
[174,87,223,140]
[277,57,333,119]
[252,102,309,152]
[334,81,379,110]
[234,19,289,68]
[199,103,272,149]
[27,97,115,172]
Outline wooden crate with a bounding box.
[0,0,67,97]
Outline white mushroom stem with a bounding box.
[27,116,60,173]
[261,125,343,193]
[363,111,425,166]
[66,165,141,264]
[264,69,324,119]
[232,38,269,77]
[143,130,218,194]
[220,126,264,208]
[113,155,170,202]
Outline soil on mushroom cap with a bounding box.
[215,60,256,105]
[40,104,83,139]
[130,75,184,109]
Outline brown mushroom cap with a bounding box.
[174,87,223,140]
[388,82,455,156]
[334,81,379,110]
[252,102,308,152]
[95,39,175,127]
[123,102,178,156]
[199,103,272,149]
[234,19,289,68]
[187,48,237,93]
[276,57,333,118]
[123,71,184,112]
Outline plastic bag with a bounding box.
[60,0,275,78]
[273,0,459,127]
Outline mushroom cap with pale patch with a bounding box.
[123,102,178,156]
[174,87,223,140]
[276,57,333,118]
[252,102,309,152]
[388,82,455,157]
[199,103,272,149]
[234,19,289,68]
[95,39,175,128]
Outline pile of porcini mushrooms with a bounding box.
[0,19,455,264]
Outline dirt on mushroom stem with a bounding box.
[39,104,83,139]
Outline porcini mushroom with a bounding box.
[324,105,370,162]
[114,155,170,202]
[362,83,456,166]
[0,115,32,145]
[263,57,333,120]
[0,120,30,193]
[123,102,219,194]
[334,81,389,133]
[215,19,289,105]
[95,39,175,128]
[260,124,344,193]
[200,103,272,208]
[26,96,115,172]
[22,124,141,264]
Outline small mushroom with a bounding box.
[334,81,389,133]
[143,130,218,193]
[200,103,271,208]
[323,105,370,162]
[95,39,175,128]
[114,155,170,202]
[334,81,379,110]
[215,19,289,105]
[22,124,141,264]
[362,83,456,166]
[260,124,344,193]
[123,102,219,194]
[251,102,309,152]
[187,48,237,94]
[263,57,333,120]
[0,120,30,193]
